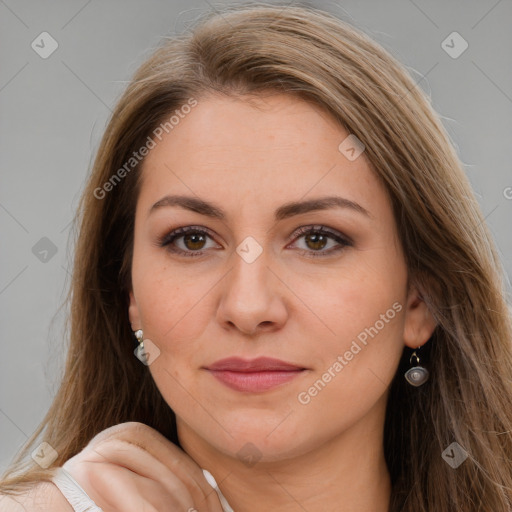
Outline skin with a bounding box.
[128,92,437,511]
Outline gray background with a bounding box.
[1,0,511,474]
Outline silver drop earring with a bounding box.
[404,348,429,387]
[134,329,144,351]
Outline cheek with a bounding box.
[133,270,210,410]
[137,281,204,344]
[132,260,217,369]
[296,253,406,349]
[314,291,404,383]
[133,239,200,327]
[294,295,404,436]
[293,256,406,403]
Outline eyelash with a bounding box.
[158,225,353,259]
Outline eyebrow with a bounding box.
[149,194,372,221]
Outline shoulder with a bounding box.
[0,482,73,512]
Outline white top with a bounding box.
[51,467,234,512]
[51,467,102,512]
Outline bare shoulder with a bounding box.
[0,482,73,512]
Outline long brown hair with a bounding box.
[2,3,511,510]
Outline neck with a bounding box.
[178,410,391,512]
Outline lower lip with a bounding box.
[207,369,305,392]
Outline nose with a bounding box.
[216,243,288,336]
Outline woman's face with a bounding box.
[129,93,435,464]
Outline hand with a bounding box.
[60,421,224,512]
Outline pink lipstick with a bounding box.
[204,357,307,393]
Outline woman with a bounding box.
[1,3,511,511]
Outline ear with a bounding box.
[403,286,437,349]
[128,290,142,331]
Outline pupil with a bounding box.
[306,233,327,250]
[185,233,205,250]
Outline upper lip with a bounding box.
[205,357,306,372]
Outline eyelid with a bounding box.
[287,224,353,245]
[158,225,220,249]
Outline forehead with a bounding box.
[137,93,384,220]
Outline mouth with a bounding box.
[204,357,308,393]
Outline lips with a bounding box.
[206,357,305,372]
[204,357,307,392]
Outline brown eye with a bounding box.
[159,224,352,259]
[289,225,352,258]
[159,226,218,257]
[181,232,207,250]
[303,232,329,251]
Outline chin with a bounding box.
[206,418,314,463]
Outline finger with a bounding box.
[86,423,224,510]
[63,443,195,511]
[66,437,223,511]
[69,461,195,512]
